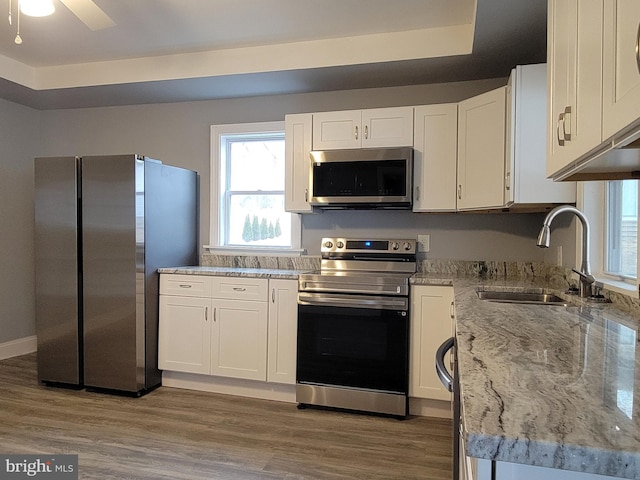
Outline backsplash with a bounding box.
[200,253,640,316]
[200,253,320,271]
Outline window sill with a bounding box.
[203,245,306,257]
[595,275,638,299]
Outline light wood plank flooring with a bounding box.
[0,354,452,479]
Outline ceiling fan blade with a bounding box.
[59,0,115,30]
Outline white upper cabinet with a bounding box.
[602,0,640,140]
[457,87,507,210]
[312,107,414,150]
[547,0,604,178]
[412,104,458,212]
[284,113,313,213]
[505,64,576,205]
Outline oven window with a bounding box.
[297,304,409,393]
[312,160,407,197]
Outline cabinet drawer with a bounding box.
[212,277,268,301]
[160,274,212,297]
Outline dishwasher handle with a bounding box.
[435,337,455,392]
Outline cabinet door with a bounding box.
[362,107,414,148]
[409,285,454,400]
[312,110,361,150]
[547,0,603,177]
[158,295,211,375]
[267,279,298,384]
[284,113,313,213]
[602,0,640,139]
[457,87,507,210]
[413,104,458,212]
[211,299,268,381]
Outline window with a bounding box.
[605,180,638,281]
[210,122,301,252]
[580,180,638,295]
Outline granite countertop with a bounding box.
[158,265,309,280]
[453,279,640,478]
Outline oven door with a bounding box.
[297,292,409,394]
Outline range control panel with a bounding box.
[320,237,416,254]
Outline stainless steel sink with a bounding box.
[476,289,568,306]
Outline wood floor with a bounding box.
[0,354,452,479]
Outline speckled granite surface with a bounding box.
[453,278,640,479]
[157,266,308,279]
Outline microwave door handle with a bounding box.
[435,337,455,392]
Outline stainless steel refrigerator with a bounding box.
[34,154,198,395]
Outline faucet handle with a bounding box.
[571,268,595,284]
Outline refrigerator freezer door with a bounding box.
[34,156,82,386]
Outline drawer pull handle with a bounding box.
[214,307,217,322]
[205,307,208,321]
[179,284,192,288]
[233,287,247,292]
[272,288,275,303]
[354,125,358,140]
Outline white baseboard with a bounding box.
[0,335,37,360]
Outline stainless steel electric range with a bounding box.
[296,237,416,417]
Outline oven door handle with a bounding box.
[435,337,455,392]
[298,292,408,310]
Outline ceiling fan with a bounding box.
[9,0,115,44]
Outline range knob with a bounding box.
[336,241,344,249]
[323,240,334,249]
[391,242,400,250]
[403,242,413,251]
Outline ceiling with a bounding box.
[0,0,547,110]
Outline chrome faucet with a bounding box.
[536,205,595,298]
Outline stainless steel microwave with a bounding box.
[309,147,413,209]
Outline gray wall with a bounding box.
[0,98,40,343]
[0,78,577,344]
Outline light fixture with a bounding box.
[20,0,54,17]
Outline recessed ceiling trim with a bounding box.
[29,25,474,91]
[0,54,35,87]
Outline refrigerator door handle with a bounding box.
[435,337,455,392]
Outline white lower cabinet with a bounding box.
[409,285,454,400]
[158,295,211,375]
[475,459,622,480]
[159,274,297,385]
[211,298,268,381]
[267,279,298,384]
